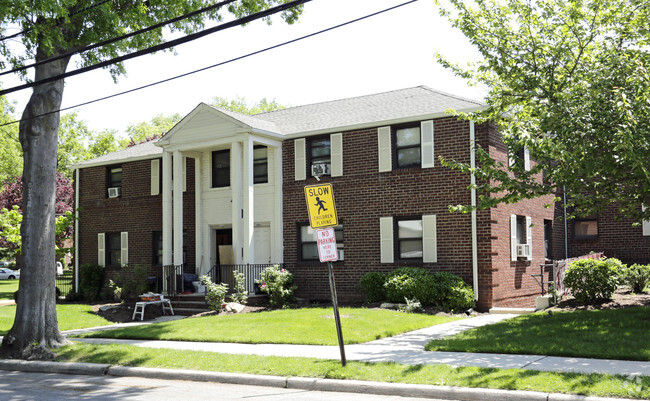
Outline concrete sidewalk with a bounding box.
[67,314,650,377]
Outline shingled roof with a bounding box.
[75,86,483,168]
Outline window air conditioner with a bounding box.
[311,163,331,177]
[516,243,530,258]
[108,187,122,198]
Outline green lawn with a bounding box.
[0,279,19,301]
[426,307,650,361]
[0,304,114,335]
[56,342,650,399]
[77,308,463,345]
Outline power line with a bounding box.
[0,0,238,78]
[0,0,309,96]
[0,0,419,128]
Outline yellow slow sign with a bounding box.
[304,183,338,229]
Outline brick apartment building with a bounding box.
[72,86,650,311]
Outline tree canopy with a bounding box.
[210,96,286,114]
[436,0,650,221]
[0,0,304,359]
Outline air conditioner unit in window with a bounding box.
[516,243,530,258]
[108,187,121,198]
[311,163,331,177]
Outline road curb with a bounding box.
[0,360,109,376]
[0,360,640,401]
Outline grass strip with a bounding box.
[426,307,650,361]
[0,280,19,301]
[57,342,650,399]
[77,308,462,345]
[0,304,113,335]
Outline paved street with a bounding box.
[0,370,449,401]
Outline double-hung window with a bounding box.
[397,218,423,259]
[211,149,230,188]
[378,120,434,172]
[299,224,344,261]
[98,232,128,267]
[394,125,421,168]
[253,146,268,184]
[309,136,331,177]
[107,165,122,197]
[380,215,437,263]
[510,215,532,261]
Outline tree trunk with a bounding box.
[0,47,71,360]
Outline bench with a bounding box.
[132,297,174,321]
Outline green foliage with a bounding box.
[79,264,105,302]
[200,275,228,311]
[125,113,182,145]
[120,265,150,301]
[359,272,386,303]
[379,268,475,312]
[65,292,85,302]
[256,265,296,307]
[621,264,650,293]
[0,205,75,259]
[230,269,248,304]
[210,96,286,115]
[435,0,650,220]
[431,272,475,312]
[564,259,622,304]
[383,267,433,304]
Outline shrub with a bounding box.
[430,272,475,312]
[384,267,434,304]
[79,263,104,302]
[256,265,296,307]
[119,265,149,301]
[65,291,84,302]
[564,258,622,304]
[200,275,228,311]
[230,269,248,304]
[621,263,650,293]
[360,272,386,302]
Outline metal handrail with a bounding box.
[208,263,282,294]
[161,264,184,296]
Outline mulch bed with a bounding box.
[92,287,650,324]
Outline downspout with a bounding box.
[563,186,568,260]
[74,167,80,292]
[470,121,479,300]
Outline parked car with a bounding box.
[0,268,19,280]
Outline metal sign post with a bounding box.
[327,260,346,366]
[316,227,345,366]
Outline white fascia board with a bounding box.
[283,106,486,139]
[249,133,283,147]
[73,154,162,170]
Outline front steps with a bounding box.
[169,293,268,316]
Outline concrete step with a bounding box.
[172,307,212,316]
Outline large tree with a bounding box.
[435,0,650,221]
[0,0,303,359]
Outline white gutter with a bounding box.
[470,121,479,301]
[74,167,80,292]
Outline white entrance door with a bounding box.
[253,226,271,264]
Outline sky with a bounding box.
[1,0,485,136]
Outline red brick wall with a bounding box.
[76,157,196,285]
[283,117,553,309]
[565,204,650,265]
[479,123,556,309]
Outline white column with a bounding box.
[273,145,283,263]
[231,142,243,264]
[195,156,203,275]
[173,150,184,267]
[243,138,254,263]
[162,151,173,266]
